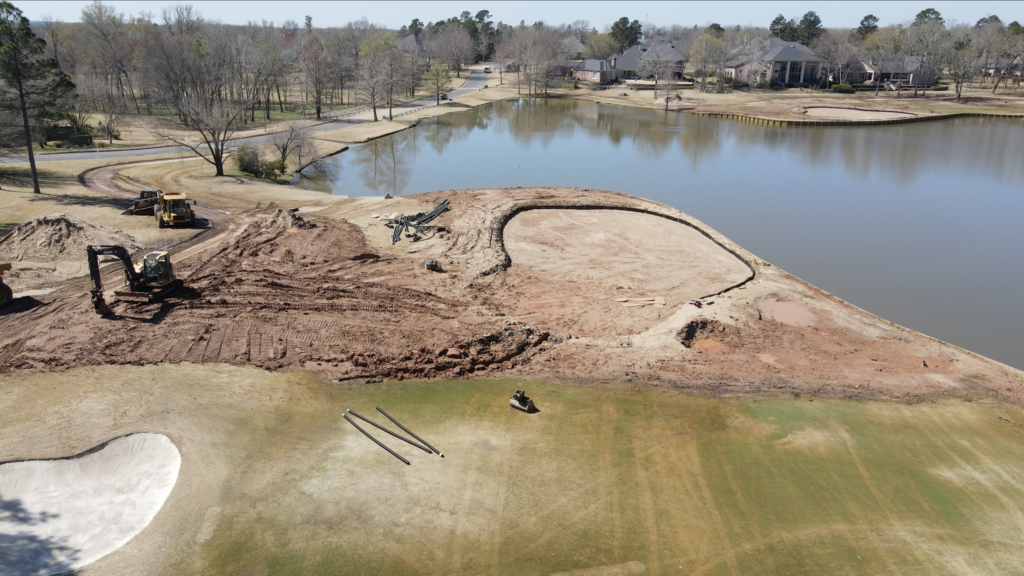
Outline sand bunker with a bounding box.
[0,433,180,575]
[758,298,817,327]
[503,209,751,337]
[803,107,915,121]
[0,214,141,263]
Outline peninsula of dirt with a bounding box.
[0,187,1020,405]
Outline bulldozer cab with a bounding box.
[137,252,176,287]
[140,189,159,199]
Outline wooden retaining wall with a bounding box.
[686,111,1024,127]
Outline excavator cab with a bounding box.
[138,252,176,287]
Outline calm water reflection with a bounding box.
[302,99,1024,368]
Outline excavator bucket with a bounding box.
[510,389,537,413]
[90,290,114,316]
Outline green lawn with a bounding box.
[185,379,1024,576]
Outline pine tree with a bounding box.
[0,1,73,193]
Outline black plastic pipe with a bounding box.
[347,409,431,454]
[376,407,443,457]
[343,414,409,465]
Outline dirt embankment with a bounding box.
[0,187,1020,404]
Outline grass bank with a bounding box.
[7,364,1017,575]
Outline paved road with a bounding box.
[0,71,489,165]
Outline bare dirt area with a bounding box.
[502,208,751,337]
[0,180,1021,405]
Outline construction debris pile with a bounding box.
[0,214,141,262]
[381,199,450,245]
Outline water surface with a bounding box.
[302,99,1024,369]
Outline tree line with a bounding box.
[2,1,1021,192]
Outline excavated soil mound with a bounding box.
[0,209,545,380]
[0,433,180,575]
[0,214,141,262]
[502,209,751,337]
[249,207,317,230]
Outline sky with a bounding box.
[16,1,1019,30]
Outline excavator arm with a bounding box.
[87,245,143,315]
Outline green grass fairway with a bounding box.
[184,378,1024,576]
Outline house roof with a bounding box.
[576,59,615,72]
[848,56,924,74]
[726,37,820,68]
[613,37,685,71]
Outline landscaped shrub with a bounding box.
[929,85,949,91]
[832,84,855,94]
[235,146,287,179]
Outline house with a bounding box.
[609,36,686,80]
[724,37,822,87]
[573,59,618,83]
[846,56,936,86]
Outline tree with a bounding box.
[812,30,857,86]
[268,120,313,167]
[990,26,1024,93]
[690,32,725,92]
[422,58,451,104]
[356,33,394,121]
[914,9,943,26]
[583,33,617,59]
[770,15,798,42]
[430,23,472,77]
[0,1,73,193]
[707,23,725,38]
[299,35,332,119]
[904,19,950,95]
[570,20,591,44]
[149,14,253,176]
[640,43,679,101]
[493,43,511,84]
[946,26,977,104]
[855,15,879,41]
[797,11,824,45]
[609,17,642,53]
[864,26,904,96]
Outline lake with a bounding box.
[300,98,1024,369]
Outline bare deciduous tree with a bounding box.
[690,32,725,92]
[430,23,473,78]
[299,34,332,119]
[946,25,978,104]
[813,29,858,86]
[904,20,949,96]
[269,120,313,166]
[149,16,253,176]
[640,44,680,102]
[422,58,452,104]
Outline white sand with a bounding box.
[803,107,915,121]
[0,433,180,575]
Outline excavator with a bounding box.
[87,245,183,315]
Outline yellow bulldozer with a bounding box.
[154,192,195,228]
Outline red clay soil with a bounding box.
[1,186,1021,405]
